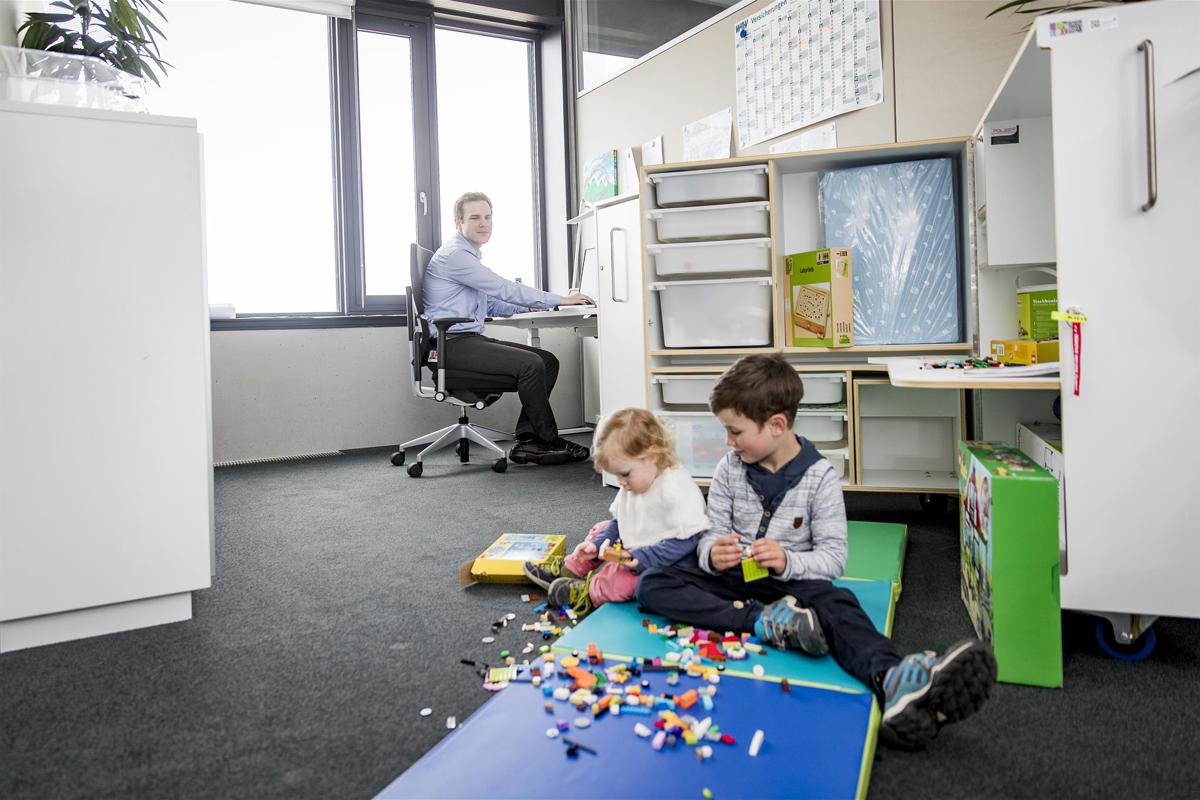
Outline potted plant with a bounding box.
[17,0,169,86]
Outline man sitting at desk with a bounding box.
[423,191,595,466]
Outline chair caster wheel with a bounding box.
[407,462,423,478]
[492,458,507,473]
[390,451,406,466]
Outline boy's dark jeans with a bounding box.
[636,555,901,698]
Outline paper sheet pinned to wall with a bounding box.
[682,108,732,162]
[769,123,838,155]
[735,0,883,149]
[642,135,664,166]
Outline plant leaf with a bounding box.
[22,12,77,23]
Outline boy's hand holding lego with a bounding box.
[709,533,744,571]
[749,538,787,574]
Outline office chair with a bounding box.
[389,243,516,477]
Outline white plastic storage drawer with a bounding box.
[648,201,770,243]
[660,412,729,478]
[648,238,771,277]
[794,412,847,443]
[650,164,769,207]
[651,277,772,348]
[799,373,846,405]
[654,374,719,406]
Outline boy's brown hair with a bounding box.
[709,354,804,427]
[593,408,680,473]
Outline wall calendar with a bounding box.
[734,0,884,149]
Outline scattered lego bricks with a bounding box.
[455,596,770,771]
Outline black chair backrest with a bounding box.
[410,242,433,318]
[408,243,436,382]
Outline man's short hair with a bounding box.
[709,354,804,427]
[454,191,492,223]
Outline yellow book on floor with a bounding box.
[460,533,566,585]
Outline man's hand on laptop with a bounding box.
[559,292,595,306]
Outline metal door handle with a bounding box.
[610,227,628,303]
[419,191,429,216]
[1138,39,1157,212]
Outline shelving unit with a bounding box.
[851,378,965,494]
[637,139,976,494]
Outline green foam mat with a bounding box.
[845,521,907,600]
[553,578,894,694]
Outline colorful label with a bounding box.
[960,453,995,643]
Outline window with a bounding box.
[146,1,338,314]
[147,1,550,324]
[572,0,746,94]
[434,28,539,287]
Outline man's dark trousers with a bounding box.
[443,333,560,442]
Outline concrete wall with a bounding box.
[576,0,1026,167]
[210,325,584,464]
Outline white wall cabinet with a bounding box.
[596,195,648,422]
[0,100,213,652]
[1035,2,1200,623]
[929,1,1200,641]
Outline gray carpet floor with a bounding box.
[2,447,1198,799]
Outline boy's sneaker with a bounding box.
[547,575,593,617]
[508,440,570,466]
[549,437,590,462]
[523,556,567,590]
[881,639,997,749]
[755,596,829,656]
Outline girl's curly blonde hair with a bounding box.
[592,408,679,474]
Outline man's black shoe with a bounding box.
[509,440,570,466]
[550,437,591,462]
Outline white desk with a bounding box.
[486,305,599,348]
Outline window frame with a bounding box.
[213,3,551,330]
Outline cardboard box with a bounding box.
[958,442,1062,688]
[990,339,1059,365]
[1016,273,1058,341]
[459,533,566,586]
[784,248,853,348]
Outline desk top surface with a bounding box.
[488,306,599,327]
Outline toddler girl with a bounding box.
[523,408,709,615]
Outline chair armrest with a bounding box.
[428,317,473,383]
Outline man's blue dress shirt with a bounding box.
[422,233,561,335]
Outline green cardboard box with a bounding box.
[958,441,1062,688]
[784,247,853,347]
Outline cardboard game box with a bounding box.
[459,533,566,586]
[784,248,853,348]
[958,441,1062,688]
[990,339,1059,365]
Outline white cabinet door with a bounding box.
[596,196,648,422]
[1040,3,1200,617]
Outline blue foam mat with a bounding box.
[378,664,875,800]
[553,578,893,693]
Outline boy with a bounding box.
[636,354,996,747]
